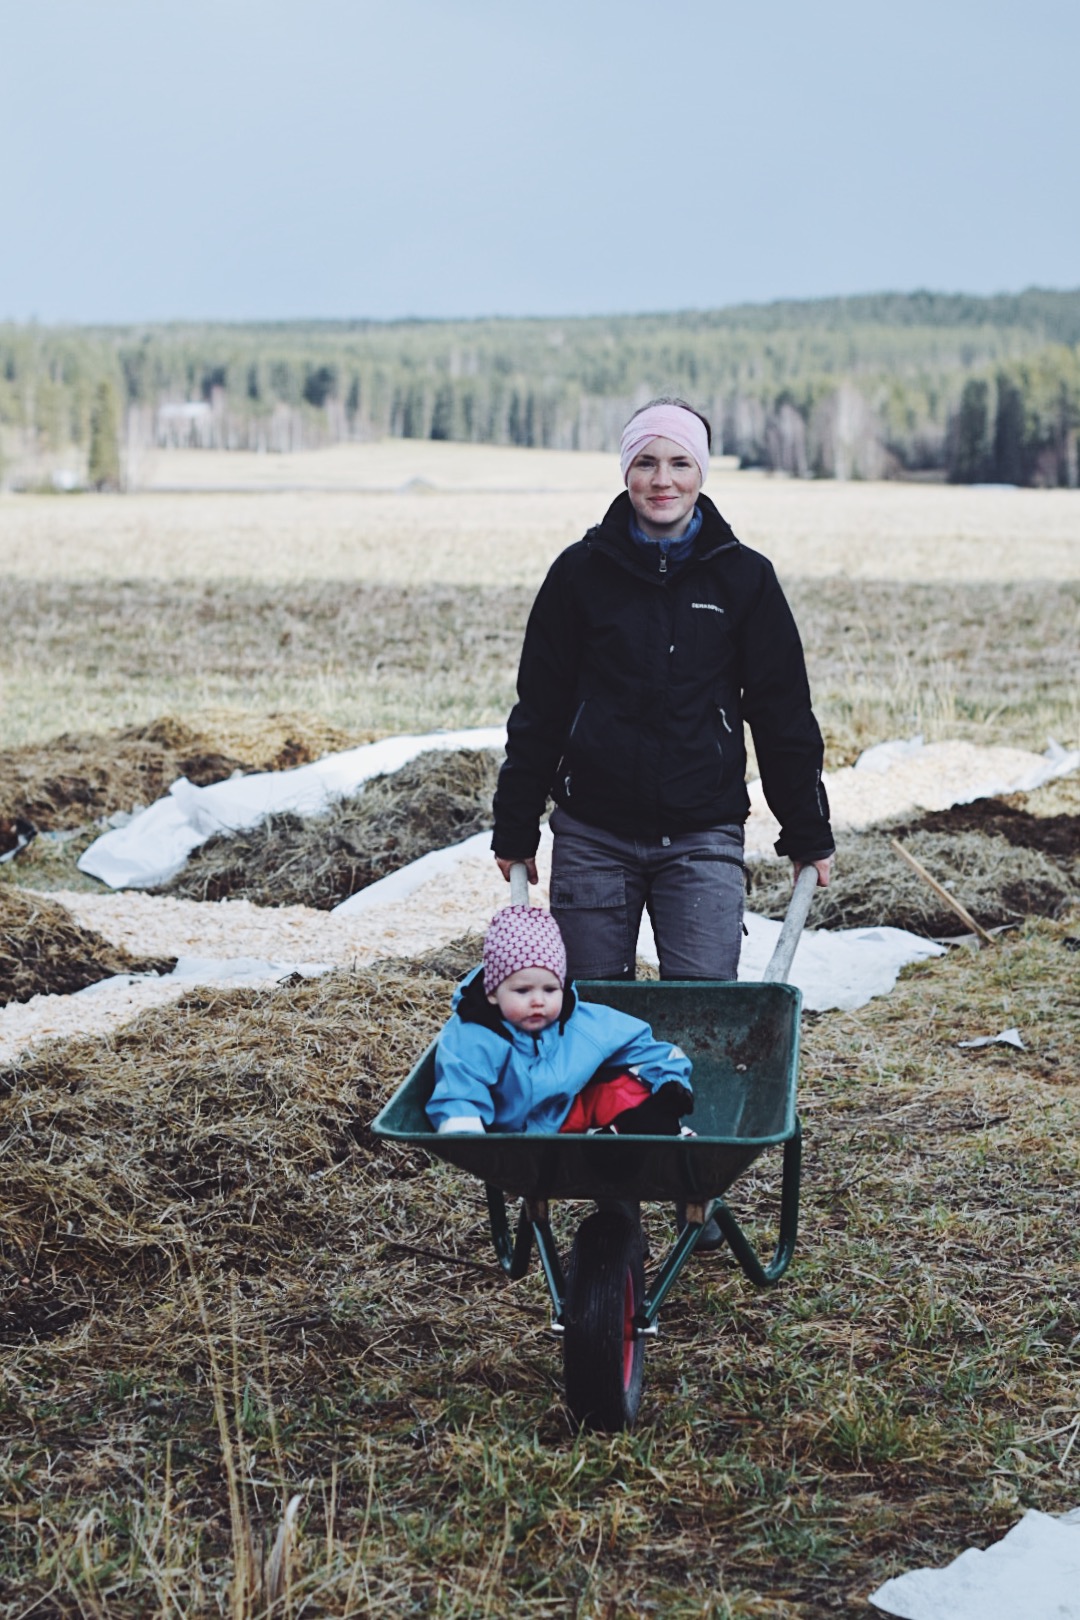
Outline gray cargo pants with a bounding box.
[548,807,746,981]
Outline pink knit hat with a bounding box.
[483,905,567,995]
[619,403,709,484]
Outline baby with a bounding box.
[426,905,693,1136]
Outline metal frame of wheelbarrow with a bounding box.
[370,865,818,1430]
[483,1119,803,1313]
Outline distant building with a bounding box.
[156,400,215,448]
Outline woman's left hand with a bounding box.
[792,856,833,889]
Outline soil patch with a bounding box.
[894,796,1079,868]
[0,711,367,831]
[160,747,502,909]
[0,888,175,1005]
[750,827,1079,936]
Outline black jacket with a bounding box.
[492,491,833,862]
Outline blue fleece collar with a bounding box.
[628,503,703,573]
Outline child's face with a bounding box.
[487,967,564,1033]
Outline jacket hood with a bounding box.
[453,963,578,1042]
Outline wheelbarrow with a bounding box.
[371,864,818,1432]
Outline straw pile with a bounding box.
[0,887,175,1005]
[750,825,1079,935]
[0,711,366,830]
[0,957,448,1343]
[1005,771,1080,818]
[161,747,503,909]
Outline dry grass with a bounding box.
[0,917,1076,1615]
[0,575,1076,760]
[0,713,365,831]
[2,445,1079,1614]
[749,825,1079,936]
[751,789,1080,935]
[1,453,1077,754]
[0,578,531,750]
[132,440,623,494]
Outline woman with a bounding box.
[492,397,833,983]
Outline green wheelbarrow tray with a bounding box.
[371,977,803,1299]
[371,867,815,1430]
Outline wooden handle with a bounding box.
[889,838,995,947]
[761,864,819,984]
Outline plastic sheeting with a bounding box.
[870,1507,1080,1619]
[332,828,496,915]
[79,730,1079,891]
[77,728,507,888]
[72,956,333,996]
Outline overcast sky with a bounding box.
[2,0,1077,324]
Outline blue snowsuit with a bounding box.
[426,968,692,1135]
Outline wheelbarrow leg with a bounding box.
[709,1123,802,1286]
[485,1184,534,1280]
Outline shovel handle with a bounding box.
[761,864,819,984]
[509,862,530,906]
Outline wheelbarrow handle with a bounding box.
[761,863,819,984]
[509,861,530,906]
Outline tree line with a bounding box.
[1,288,1078,486]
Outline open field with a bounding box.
[2,445,1079,589]
[1,443,1079,1616]
[0,446,1078,754]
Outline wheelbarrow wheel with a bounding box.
[562,1211,645,1432]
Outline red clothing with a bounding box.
[559,1071,651,1134]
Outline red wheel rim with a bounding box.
[622,1269,635,1389]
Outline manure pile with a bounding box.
[0,710,366,830]
[751,795,1080,936]
[0,887,174,1004]
[160,746,503,909]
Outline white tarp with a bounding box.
[77,728,507,888]
[870,1507,1080,1619]
[742,914,944,1009]
[333,828,495,914]
[72,956,333,996]
[79,731,1078,891]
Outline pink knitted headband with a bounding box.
[483,905,567,995]
[619,404,709,484]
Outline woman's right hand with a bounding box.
[495,855,539,884]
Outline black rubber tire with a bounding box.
[562,1212,646,1432]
